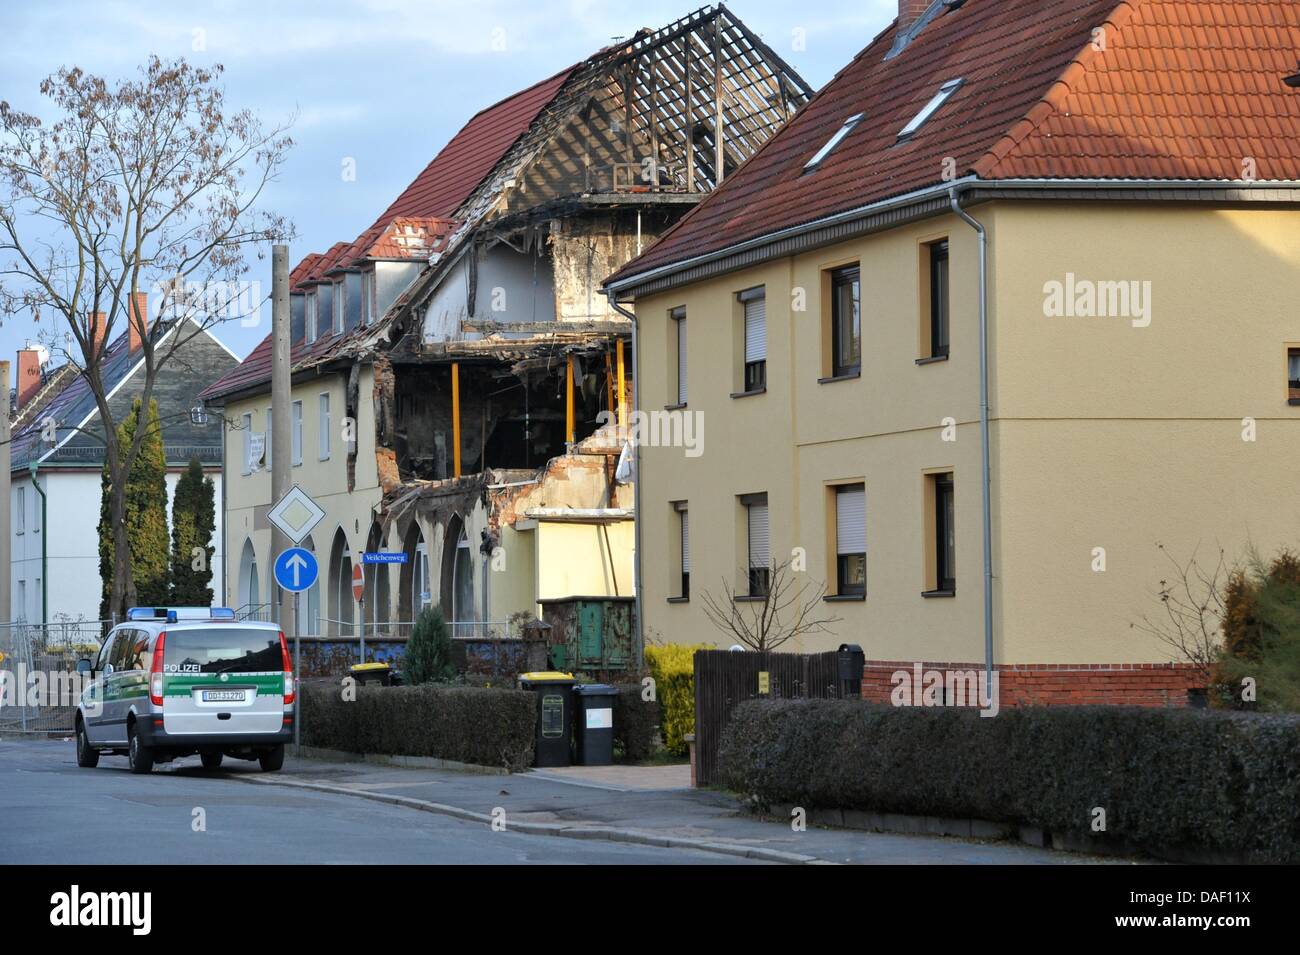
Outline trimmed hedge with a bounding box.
[301,680,536,772]
[612,683,660,762]
[645,645,703,756]
[719,699,1300,863]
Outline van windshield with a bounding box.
[164,629,282,675]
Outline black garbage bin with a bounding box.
[572,683,617,766]
[518,671,576,767]
[350,662,393,687]
[836,644,865,698]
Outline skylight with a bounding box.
[898,78,964,141]
[804,113,865,172]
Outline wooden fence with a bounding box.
[693,648,862,787]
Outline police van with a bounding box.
[75,608,294,774]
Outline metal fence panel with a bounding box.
[0,621,107,735]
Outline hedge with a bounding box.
[719,699,1300,863]
[645,645,704,756]
[611,683,660,761]
[300,680,536,772]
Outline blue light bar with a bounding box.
[127,606,237,623]
[126,607,169,620]
[210,607,236,620]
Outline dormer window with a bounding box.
[362,270,376,325]
[804,113,865,172]
[898,78,963,141]
[305,290,318,343]
[332,280,345,335]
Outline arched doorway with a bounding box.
[327,528,354,636]
[238,538,261,617]
[302,535,321,635]
[364,522,392,632]
[441,515,478,635]
[398,520,430,623]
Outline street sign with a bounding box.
[274,547,318,593]
[352,563,365,602]
[362,551,409,564]
[267,485,325,545]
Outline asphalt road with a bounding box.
[0,738,758,864]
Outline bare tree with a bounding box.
[700,559,843,652]
[0,57,292,619]
[1130,542,1232,683]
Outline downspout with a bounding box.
[606,291,643,660]
[948,187,994,688]
[29,464,47,625]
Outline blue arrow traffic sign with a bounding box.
[274,547,319,593]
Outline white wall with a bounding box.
[9,469,225,624]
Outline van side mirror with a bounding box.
[75,658,93,675]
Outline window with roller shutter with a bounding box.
[835,483,866,596]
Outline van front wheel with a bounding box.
[76,721,99,768]
[127,724,154,775]
[258,745,284,772]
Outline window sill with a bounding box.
[817,371,860,384]
[921,589,955,598]
[664,402,687,411]
[734,594,768,602]
[915,355,949,366]
[824,593,864,602]
[730,387,767,399]
[666,596,690,604]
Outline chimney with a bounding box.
[89,311,107,355]
[129,291,148,352]
[16,349,41,409]
[899,0,932,32]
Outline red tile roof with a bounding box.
[609,0,1300,285]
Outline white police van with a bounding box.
[75,608,294,774]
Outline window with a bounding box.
[928,240,950,359]
[291,401,303,466]
[332,281,344,335]
[835,484,866,596]
[671,307,688,405]
[898,78,963,141]
[241,412,253,475]
[739,287,766,393]
[361,271,375,325]
[743,493,770,596]
[675,502,690,599]
[305,290,318,343]
[1288,348,1300,405]
[319,393,331,459]
[830,267,861,377]
[16,485,24,533]
[926,472,955,594]
[804,113,864,172]
[16,580,25,619]
[265,406,272,469]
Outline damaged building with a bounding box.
[200,4,809,666]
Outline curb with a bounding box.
[235,774,828,865]
[295,746,510,775]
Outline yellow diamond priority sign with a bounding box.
[267,485,326,545]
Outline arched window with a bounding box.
[238,538,261,618]
[327,528,354,636]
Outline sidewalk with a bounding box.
[242,753,1122,865]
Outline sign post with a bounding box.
[362,552,408,648]
[269,488,325,758]
[352,564,365,662]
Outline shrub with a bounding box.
[300,680,536,771]
[403,606,455,685]
[719,699,1300,863]
[645,644,704,756]
[612,683,659,762]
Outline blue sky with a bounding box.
[0,0,896,362]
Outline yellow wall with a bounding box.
[535,520,635,604]
[633,200,1300,664]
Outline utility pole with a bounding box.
[0,362,10,626]
[270,245,293,639]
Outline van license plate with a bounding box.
[202,690,246,703]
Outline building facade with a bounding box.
[606,0,1300,704]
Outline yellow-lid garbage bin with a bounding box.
[518,671,576,767]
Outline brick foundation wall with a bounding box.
[862,660,1204,708]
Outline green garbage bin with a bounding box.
[572,683,617,766]
[518,671,576,767]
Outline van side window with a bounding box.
[110,630,137,670]
[128,632,150,670]
[95,634,117,671]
